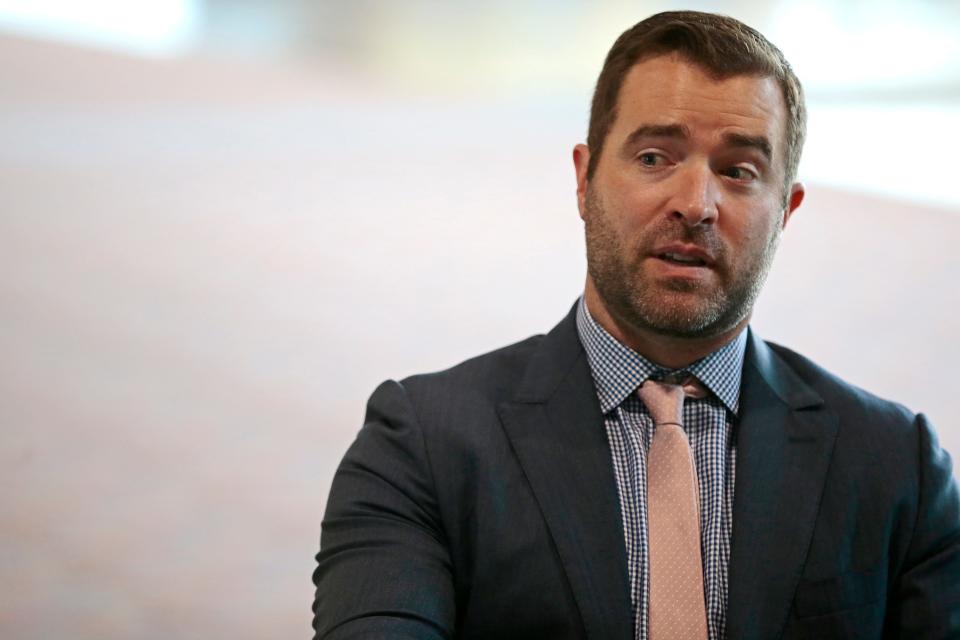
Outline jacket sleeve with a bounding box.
[891,413,960,637]
[312,380,455,640]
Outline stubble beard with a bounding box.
[583,186,782,340]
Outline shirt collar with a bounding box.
[575,296,747,414]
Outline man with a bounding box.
[313,11,960,639]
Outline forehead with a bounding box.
[612,54,787,158]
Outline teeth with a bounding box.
[663,252,702,264]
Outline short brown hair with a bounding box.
[587,11,806,198]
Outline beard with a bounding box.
[583,185,782,340]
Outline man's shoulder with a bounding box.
[396,332,548,409]
[763,339,916,427]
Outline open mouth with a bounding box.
[657,252,709,267]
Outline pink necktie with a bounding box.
[639,377,709,640]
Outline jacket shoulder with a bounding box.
[397,333,546,413]
[764,340,916,427]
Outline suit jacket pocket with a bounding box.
[794,567,882,618]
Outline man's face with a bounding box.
[575,54,804,341]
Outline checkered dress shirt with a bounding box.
[575,297,746,640]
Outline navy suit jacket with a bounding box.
[313,306,960,638]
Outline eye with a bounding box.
[637,151,668,167]
[722,165,758,182]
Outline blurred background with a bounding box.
[1,1,958,638]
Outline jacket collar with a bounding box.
[725,330,838,638]
[499,303,633,640]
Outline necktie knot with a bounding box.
[638,379,685,426]
[638,375,708,426]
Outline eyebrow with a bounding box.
[621,124,773,163]
[622,124,689,149]
[722,132,772,163]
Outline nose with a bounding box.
[671,163,719,226]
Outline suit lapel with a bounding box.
[726,332,839,640]
[498,308,632,640]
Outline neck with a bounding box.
[583,283,749,370]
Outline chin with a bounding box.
[629,295,739,340]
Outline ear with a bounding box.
[573,144,591,220]
[782,181,805,228]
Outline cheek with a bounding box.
[728,213,782,259]
[609,190,658,235]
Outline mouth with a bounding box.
[657,251,709,267]
[652,244,715,268]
